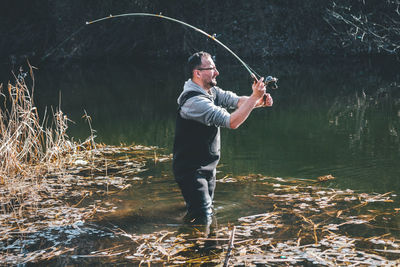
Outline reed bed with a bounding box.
[0,68,171,264]
[0,143,169,265]
[0,67,74,221]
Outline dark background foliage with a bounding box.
[0,0,398,67]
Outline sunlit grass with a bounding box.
[0,65,88,220]
[0,69,168,264]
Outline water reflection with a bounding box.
[2,56,399,264]
[32,56,400,195]
[328,82,400,149]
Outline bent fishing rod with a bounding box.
[86,12,278,89]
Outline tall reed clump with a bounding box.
[0,66,75,217]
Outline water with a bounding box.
[33,55,399,223]
[3,55,399,264]
[33,55,400,195]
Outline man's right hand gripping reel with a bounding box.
[252,74,278,105]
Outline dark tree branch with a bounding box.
[326,0,400,54]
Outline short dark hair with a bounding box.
[187,51,211,78]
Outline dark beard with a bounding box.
[208,79,217,88]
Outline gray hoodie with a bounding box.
[177,79,240,129]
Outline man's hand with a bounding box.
[251,77,266,99]
[230,77,271,129]
[256,93,273,107]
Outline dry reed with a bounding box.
[0,65,75,220]
[0,66,175,265]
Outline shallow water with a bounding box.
[37,54,400,226]
[33,55,400,195]
[2,55,399,264]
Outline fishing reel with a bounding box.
[260,76,278,105]
[264,76,278,90]
[253,75,278,90]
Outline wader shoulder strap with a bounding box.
[178,90,219,111]
[178,91,203,111]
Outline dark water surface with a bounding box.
[33,55,400,195]
[2,55,400,264]
[34,55,400,223]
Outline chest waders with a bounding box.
[173,91,220,220]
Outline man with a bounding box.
[173,51,273,223]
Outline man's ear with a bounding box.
[193,69,200,78]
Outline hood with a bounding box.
[177,79,209,105]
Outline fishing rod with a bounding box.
[86,12,277,89]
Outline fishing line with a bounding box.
[41,25,86,62]
[86,12,263,80]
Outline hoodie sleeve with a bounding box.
[214,87,240,109]
[180,95,232,128]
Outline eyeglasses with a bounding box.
[197,66,217,71]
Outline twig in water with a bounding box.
[223,226,235,267]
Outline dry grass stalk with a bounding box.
[0,67,75,220]
[0,143,169,265]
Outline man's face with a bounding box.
[198,56,219,89]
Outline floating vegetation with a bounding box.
[6,172,394,266]
[0,144,171,265]
[97,175,398,266]
[0,68,172,265]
